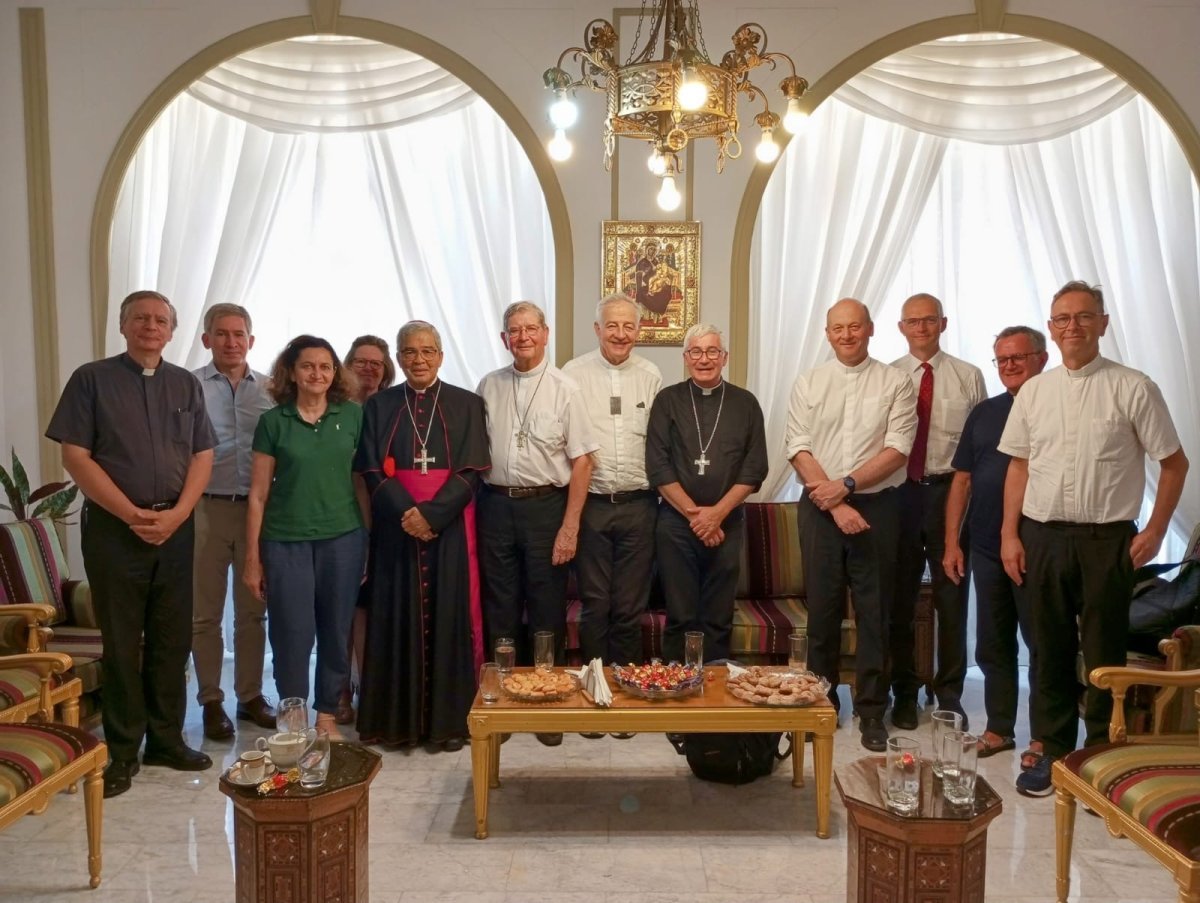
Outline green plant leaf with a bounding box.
[11,449,30,507]
[0,461,17,513]
[28,481,71,505]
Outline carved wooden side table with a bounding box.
[219,742,382,903]
[834,756,1003,903]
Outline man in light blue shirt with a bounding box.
[191,303,277,739]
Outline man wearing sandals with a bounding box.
[943,326,1048,764]
[999,281,1188,797]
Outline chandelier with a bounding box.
[542,0,808,210]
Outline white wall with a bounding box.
[2,0,1199,488]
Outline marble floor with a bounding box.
[0,666,1183,903]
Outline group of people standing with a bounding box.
[47,280,1186,802]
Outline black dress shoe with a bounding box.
[578,732,606,740]
[236,696,277,730]
[142,744,213,771]
[441,737,466,752]
[103,760,139,799]
[202,701,235,740]
[535,732,563,747]
[860,717,889,752]
[891,697,919,730]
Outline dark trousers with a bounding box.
[798,489,899,720]
[973,548,1038,739]
[656,505,743,663]
[478,488,569,665]
[576,495,658,664]
[81,501,194,762]
[261,528,367,714]
[891,478,969,705]
[1021,517,1136,758]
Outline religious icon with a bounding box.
[602,220,700,346]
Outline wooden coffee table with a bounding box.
[466,666,836,839]
[834,756,1003,903]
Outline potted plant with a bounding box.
[0,448,79,523]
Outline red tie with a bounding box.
[907,362,933,482]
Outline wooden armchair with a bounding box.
[1051,666,1200,903]
[0,651,81,726]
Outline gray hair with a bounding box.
[396,320,443,352]
[502,300,546,330]
[202,302,252,335]
[1052,280,1105,313]
[994,325,1047,353]
[119,290,178,331]
[683,323,724,349]
[594,294,641,325]
[901,292,944,318]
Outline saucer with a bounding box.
[225,762,278,787]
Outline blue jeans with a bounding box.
[261,528,367,714]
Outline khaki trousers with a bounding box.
[191,496,267,704]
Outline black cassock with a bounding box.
[353,380,490,745]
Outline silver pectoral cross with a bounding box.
[695,453,710,475]
[414,446,435,475]
[516,431,527,450]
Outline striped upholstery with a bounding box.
[0,520,70,624]
[737,502,804,597]
[0,666,41,710]
[1064,743,1200,859]
[0,721,101,807]
[564,601,667,663]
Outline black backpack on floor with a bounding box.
[668,732,793,785]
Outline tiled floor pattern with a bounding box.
[0,667,1183,902]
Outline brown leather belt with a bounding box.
[485,484,562,499]
[202,492,249,502]
[587,489,657,504]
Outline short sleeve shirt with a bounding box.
[951,392,1013,557]
[890,350,987,475]
[45,353,216,506]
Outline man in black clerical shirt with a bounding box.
[645,323,768,662]
[46,290,217,798]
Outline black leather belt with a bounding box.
[485,484,562,499]
[203,492,249,502]
[912,472,954,486]
[588,489,657,504]
[147,501,176,511]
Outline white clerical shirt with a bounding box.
[997,355,1180,524]
[476,358,598,488]
[785,356,918,494]
[890,350,987,476]
[562,348,662,494]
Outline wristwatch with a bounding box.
[842,475,856,496]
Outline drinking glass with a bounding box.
[479,662,501,704]
[788,632,808,672]
[533,631,555,672]
[277,697,309,736]
[941,730,979,807]
[885,736,921,815]
[930,709,963,778]
[299,729,331,789]
[684,631,704,671]
[494,637,516,674]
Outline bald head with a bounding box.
[827,298,871,327]
[825,298,874,366]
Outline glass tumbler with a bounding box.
[298,729,330,789]
[931,709,963,778]
[941,730,979,807]
[494,637,516,674]
[885,736,921,815]
[277,697,309,737]
[533,630,555,672]
[684,631,704,671]
[479,662,501,704]
[788,632,809,672]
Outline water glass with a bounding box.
[494,637,516,674]
[277,696,309,736]
[684,631,704,670]
[885,736,921,815]
[931,709,963,778]
[299,729,331,788]
[479,662,501,704]
[788,632,808,672]
[941,730,979,807]
[533,630,555,672]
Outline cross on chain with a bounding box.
[414,447,436,475]
[694,453,710,475]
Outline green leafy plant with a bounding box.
[0,448,79,523]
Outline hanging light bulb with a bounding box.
[657,174,682,211]
[782,97,808,134]
[548,91,578,129]
[677,65,708,111]
[548,129,573,161]
[755,127,780,163]
[647,146,667,176]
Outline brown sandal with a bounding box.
[976,732,1015,758]
[1020,742,1044,771]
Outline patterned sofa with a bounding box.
[0,520,102,725]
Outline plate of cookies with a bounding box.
[726,666,830,707]
[501,669,581,703]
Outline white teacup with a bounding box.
[257,731,308,768]
[238,749,269,782]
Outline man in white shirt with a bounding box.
[786,299,917,751]
[191,303,277,740]
[563,295,662,669]
[1000,280,1188,797]
[888,294,986,731]
[476,301,597,746]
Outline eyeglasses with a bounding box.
[901,316,941,329]
[993,353,1039,367]
[350,358,385,370]
[400,348,440,361]
[505,325,545,339]
[1049,312,1101,329]
[684,347,726,361]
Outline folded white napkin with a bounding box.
[726,662,748,679]
[570,658,613,706]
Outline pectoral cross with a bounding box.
[694,453,710,475]
[516,431,527,450]
[414,446,435,475]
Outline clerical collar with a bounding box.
[120,352,161,377]
[691,378,723,396]
[513,358,549,380]
[835,356,872,374]
[1065,354,1105,379]
[407,379,440,396]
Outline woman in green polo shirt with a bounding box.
[244,335,367,739]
